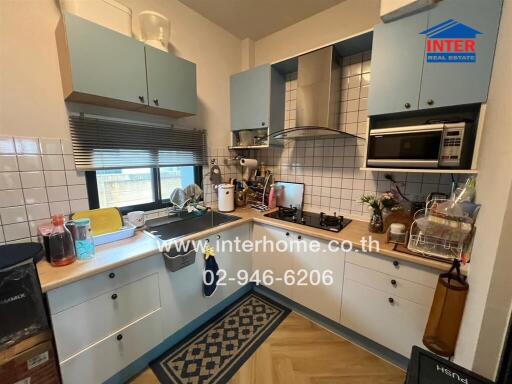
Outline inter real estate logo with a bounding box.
[420,19,482,63]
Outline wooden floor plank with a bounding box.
[129,312,405,384]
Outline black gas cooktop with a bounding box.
[264,206,351,233]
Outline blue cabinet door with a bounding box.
[63,13,148,106]
[419,0,502,109]
[145,46,197,116]
[368,12,428,116]
[230,65,271,131]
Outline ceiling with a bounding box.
[178,0,347,40]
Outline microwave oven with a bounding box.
[366,122,473,169]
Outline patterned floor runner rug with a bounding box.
[150,291,290,384]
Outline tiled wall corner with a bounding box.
[0,136,89,244]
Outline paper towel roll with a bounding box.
[240,158,258,168]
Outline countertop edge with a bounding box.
[38,211,464,292]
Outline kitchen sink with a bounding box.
[145,211,241,241]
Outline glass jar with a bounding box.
[369,209,384,233]
[74,219,95,260]
[48,214,76,267]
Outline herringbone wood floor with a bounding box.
[130,312,405,384]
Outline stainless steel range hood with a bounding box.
[295,46,340,135]
[266,46,361,141]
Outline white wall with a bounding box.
[454,0,512,377]
[254,0,380,65]
[0,0,242,148]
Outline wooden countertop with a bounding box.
[37,208,466,292]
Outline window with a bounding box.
[86,166,202,213]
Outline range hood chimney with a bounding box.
[296,45,340,133]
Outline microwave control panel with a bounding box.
[439,125,465,166]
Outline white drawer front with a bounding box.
[340,278,430,357]
[60,309,163,384]
[47,254,162,314]
[345,251,439,288]
[52,273,161,361]
[344,263,435,307]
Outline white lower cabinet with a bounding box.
[340,251,437,357]
[340,278,430,357]
[252,224,295,298]
[252,224,345,322]
[291,234,344,322]
[49,224,253,384]
[60,309,163,384]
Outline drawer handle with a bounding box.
[111,293,118,300]
[404,102,411,109]
[153,98,159,106]
[427,99,434,106]
[390,279,397,287]
[138,95,145,103]
[392,260,399,269]
[297,235,302,240]
[216,235,221,240]
[109,272,116,279]
[388,297,395,304]
[116,334,123,341]
[285,232,290,237]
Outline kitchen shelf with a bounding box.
[360,167,478,174]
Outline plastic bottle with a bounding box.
[268,184,277,209]
[74,218,95,260]
[48,214,76,267]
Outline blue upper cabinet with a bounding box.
[418,0,503,109]
[56,12,197,117]
[368,12,428,116]
[57,12,148,109]
[145,45,197,117]
[230,65,285,132]
[368,0,502,116]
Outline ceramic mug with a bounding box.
[127,211,145,228]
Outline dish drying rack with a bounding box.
[407,198,475,262]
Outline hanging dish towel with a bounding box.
[203,245,219,297]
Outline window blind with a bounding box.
[69,115,207,170]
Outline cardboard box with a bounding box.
[0,331,60,384]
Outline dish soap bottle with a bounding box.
[49,214,76,267]
[268,184,277,209]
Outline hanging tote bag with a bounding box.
[423,259,469,357]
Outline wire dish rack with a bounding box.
[407,198,475,262]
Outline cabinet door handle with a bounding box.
[427,99,434,106]
[390,279,397,287]
[153,98,159,106]
[388,297,395,304]
[111,293,118,300]
[404,102,411,109]
[392,260,399,268]
[109,272,115,279]
[261,122,266,126]
[138,95,145,103]
[116,334,123,341]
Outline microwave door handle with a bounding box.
[370,124,444,136]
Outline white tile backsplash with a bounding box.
[1,155,19,172]
[0,136,89,245]
[20,171,45,188]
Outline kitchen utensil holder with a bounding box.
[163,248,196,272]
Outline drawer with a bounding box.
[60,309,163,384]
[47,254,162,314]
[344,263,435,307]
[52,273,161,361]
[345,251,439,288]
[340,278,430,357]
